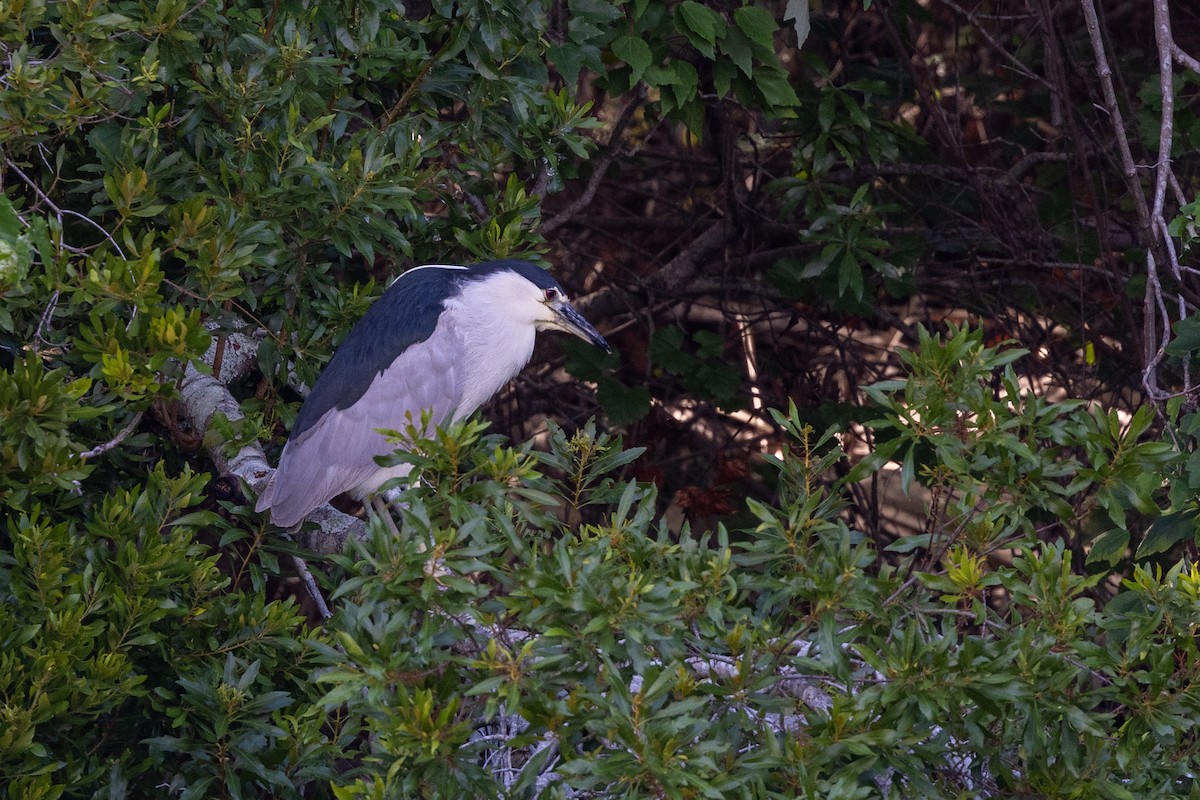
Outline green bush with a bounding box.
[1,464,329,798]
[5,395,1199,797]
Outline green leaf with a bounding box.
[590,445,646,475]
[668,60,699,107]
[0,196,20,238]
[612,35,653,85]
[166,510,225,528]
[1166,316,1200,358]
[649,326,692,373]
[712,57,736,96]
[754,67,801,110]
[1086,528,1129,567]
[570,0,624,25]
[91,12,133,27]
[1136,510,1199,559]
[597,378,651,426]
[563,335,620,382]
[720,26,754,76]
[817,88,837,131]
[900,443,916,492]
[465,676,508,696]
[677,1,725,50]
[837,256,864,299]
[675,97,705,134]
[509,741,557,795]
[734,6,779,50]
[885,533,932,553]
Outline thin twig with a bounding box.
[6,157,128,259]
[1079,0,1168,399]
[575,212,733,323]
[381,34,460,128]
[463,190,489,220]
[289,551,333,620]
[1150,0,1176,259]
[33,290,62,352]
[80,411,145,460]
[1079,0,1153,236]
[932,0,1054,90]
[542,86,648,235]
[382,56,437,127]
[1006,151,1072,182]
[1151,0,1190,396]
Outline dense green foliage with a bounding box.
[5,379,1200,797]
[4,0,1200,797]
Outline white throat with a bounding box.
[443,272,541,419]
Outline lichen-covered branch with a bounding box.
[176,326,365,554]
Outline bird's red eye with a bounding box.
[544,288,560,302]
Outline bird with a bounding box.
[255,259,610,527]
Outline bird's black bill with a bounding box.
[555,302,611,353]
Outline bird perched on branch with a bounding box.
[256,260,610,527]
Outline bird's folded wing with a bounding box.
[256,330,463,527]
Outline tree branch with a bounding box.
[1172,43,1200,75]
[576,214,733,323]
[1150,0,1192,397]
[80,411,145,460]
[174,327,363,618]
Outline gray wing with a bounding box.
[256,325,463,527]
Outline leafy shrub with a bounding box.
[5,330,1200,797]
[0,464,331,799]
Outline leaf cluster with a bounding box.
[1,465,330,799]
[5,335,1200,797]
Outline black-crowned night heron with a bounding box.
[255,259,609,527]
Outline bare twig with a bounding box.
[79,411,145,460]
[287,545,333,620]
[1079,0,1172,400]
[1150,0,1191,396]
[932,0,1054,91]
[575,212,733,323]
[33,290,62,352]
[5,157,128,259]
[1006,151,1072,182]
[381,43,445,128]
[542,86,648,235]
[463,190,489,220]
[1172,43,1200,75]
